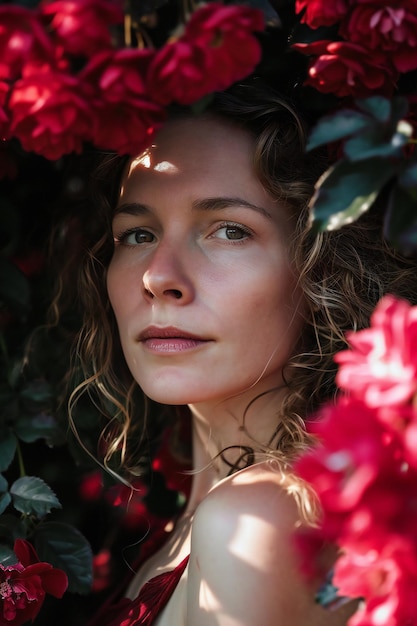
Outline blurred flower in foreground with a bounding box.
[335,295,417,408]
[295,295,417,626]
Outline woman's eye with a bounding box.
[117,229,155,245]
[214,224,251,241]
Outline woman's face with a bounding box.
[107,116,304,407]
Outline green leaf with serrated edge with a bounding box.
[344,128,408,162]
[33,522,93,594]
[307,110,369,151]
[0,430,17,472]
[356,96,391,122]
[0,543,18,566]
[384,183,417,253]
[10,476,61,518]
[0,514,25,542]
[310,158,397,231]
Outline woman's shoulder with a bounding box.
[186,461,355,626]
[197,459,304,530]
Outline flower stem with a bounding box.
[16,441,26,478]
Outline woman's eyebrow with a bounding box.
[114,202,151,216]
[113,198,273,220]
[192,197,273,220]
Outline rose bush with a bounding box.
[0,539,67,626]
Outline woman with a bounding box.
[70,82,417,625]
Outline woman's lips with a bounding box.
[139,326,210,354]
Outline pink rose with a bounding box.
[0,6,54,81]
[81,49,166,154]
[333,538,417,626]
[341,3,417,73]
[335,295,417,408]
[295,0,349,28]
[40,0,123,57]
[9,70,92,160]
[294,40,398,98]
[295,398,398,520]
[0,539,68,626]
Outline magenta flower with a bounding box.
[0,539,68,626]
[334,537,417,626]
[335,295,417,408]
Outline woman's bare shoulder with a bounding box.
[186,461,356,626]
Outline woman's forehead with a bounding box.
[125,115,255,178]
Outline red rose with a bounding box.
[147,40,212,105]
[149,3,263,106]
[185,3,264,91]
[295,0,349,28]
[0,6,55,81]
[341,3,417,73]
[0,539,68,626]
[294,40,398,97]
[40,0,123,57]
[9,70,92,160]
[81,49,166,154]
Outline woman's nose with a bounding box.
[142,242,194,304]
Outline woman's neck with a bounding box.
[184,386,287,511]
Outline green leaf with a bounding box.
[0,475,11,515]
[307,110,369,151]
[344,127,408,161]
[0,514,26,542]
[10,476,61,518]
[33,521,93,594]
[384,183,417,254]
[0,430,17,472]
[0,257,31,316]
[19,379,53,408]
[0,543,18,566]
[398,160,417,188]
[310,158,398,231]
[15,413,64,445]
[356,96,392,122]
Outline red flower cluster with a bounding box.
[0,539,68,626]
[0,1,263,160]
[294,1,417,98]
[295,295,417,626]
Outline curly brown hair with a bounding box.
[67,80,417,477]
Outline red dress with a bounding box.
[87,555,189,626]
